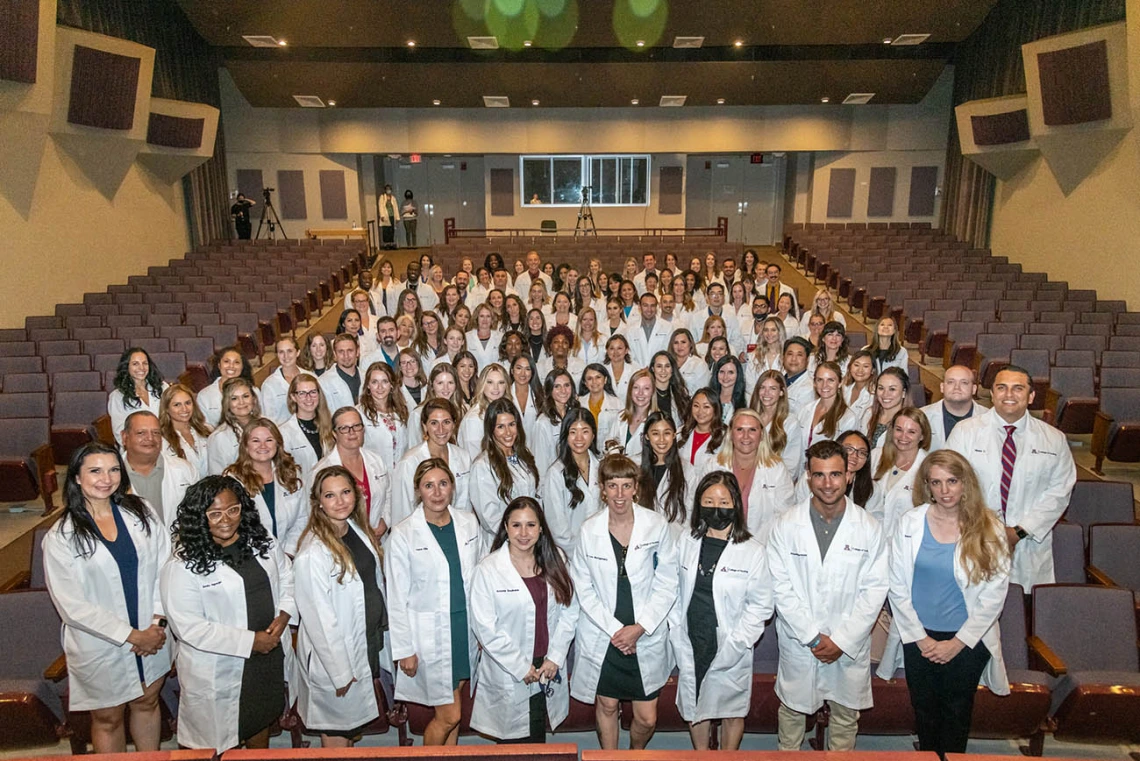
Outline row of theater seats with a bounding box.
[434,237,744,275]
[3,481,1136,753]
[784,225,1140,473]
[0,238,368,511]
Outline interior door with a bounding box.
[426,157,463,246]
[709,156,746,242]
[740,156,783,245]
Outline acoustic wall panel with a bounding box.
[277,170,307,219]
[907,166,938,217]
[489,168,514,216]
[658,166,683,215]
[825,168,856,218]
[236,169,263,202]
[955,94,1038,180]
[1037,40,1111,126]
[0,0,39,84]
[319,170,347,219]
[136,97,220,182]
[866,167,896,218]
[145,113,203,149]
[971,110,1031,146]
[67,45,140,130]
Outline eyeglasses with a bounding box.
[206,505,242,523]
[843,446,870,460]
[335,423,365,434]
[292,389,319,398]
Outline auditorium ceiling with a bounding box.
[177,0,999,108]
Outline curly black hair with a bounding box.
[171,475,273,576]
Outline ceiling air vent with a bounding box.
[242,35,282,48]
[891,33,930,46]
[659,95,687,107]
[483,95,510,108]
[842,93,876,105]
[467,36,500,49]
[292,95,326,108]
[672,36,705,49]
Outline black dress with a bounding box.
[595,533,660,701]
[219,543,285,742]
[340,529,387,677]
[688,536,728,699]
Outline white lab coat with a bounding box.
[293,521,386,731]
[537,355,586,389]
[784,371,815,416]
[696,458,796,543]
[358,405,408,474]
[690,308,744,355]
[767,497,889,713]
[254,477,309,556]
[606,361,642,402]
[744,354,782,399]
[844,384,875,423]
[678,430,720,485]
[764,418,804,483]
[575,337,605,366]
[386,507,483,706]
[678,355,711,394]
[468,545,578,739]
[279,415,323,478]
[469,451,540,540]
[601,414,645,462]
[514,270,553,300]
[509,386,540,442]
[865,448,927,540]
[42,504,173,710]
[206,422,241,476]
[464,330,503,371]
[799,310,846,337]
[377,192,401,226]
[871,347,909,376]
[668,533,774,723]
[318,366,362,413]
[196,378,262,429]
[946,409,1076,589]
[131,452,197,534]
[164,431,209,478]
[578,393,623,438]
[314,447,391,534]
[569,506,679,702]
[530,415,562,476]
[920,400,978,452]
[108,384,168,445]
[160,539,297,751]
[876,505,1011,689]
[390,442,473,528]
[259,368,294,424]
[786,402,861,477]
[542,454,601,554]
[625,320,673,366]
[457,405,488,458]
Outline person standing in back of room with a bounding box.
[401,190,418,248]
[377,184,400,250]
[231,193,255,240]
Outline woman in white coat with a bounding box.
[108,348,168,445]
[293,465,389,747]
[508,353,542,442]
[669,328,711,394]
[357,362,409,472]
[391,398,472,528]
[668,470,774,750]
[197,347,261,428]
[789,361,859,474]
[206,377,260,475]
[542,408,601,554]
[457,363,509,457]
[158,383,211,477]
[314,407,391,539]
[469,398,541,541]
[530,369,579,475]
[638,411,691,535]
[579,362,623,438]
[464,303,503,370]
[161,476,295,751]
[223,418,309,556]
[601,367,653,463]
[752,370,803,480]
[677,389,727,481]
[42,442,171,753]
[404,362,465,450]
[866,407,931,539]
[883,450,1011,756]
[570,454,679,750]
[386,458,483,746]
[469,497,578,742]
[603,334,641,402]
[260,337,303,424]
[279,374,333,479]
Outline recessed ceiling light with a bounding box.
[432,99,441,106]
[882,37,893,44]
[630,98,639,105]
[636,40,645,47]
[407,40,416,47]
[820,96,830,103]
[531,99,540,106]
[277,39,287,47]
[523,40,532,47]
[716,98,725,105]
[327,100,336,106]
[734,40,743,47]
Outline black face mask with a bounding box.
[700,506,734,531]
[752,310,767,321]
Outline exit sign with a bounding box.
[750,153,764,164]
[409,154,422,163]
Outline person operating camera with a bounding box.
[231,193,256,240]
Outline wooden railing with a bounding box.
[443,217,729,243]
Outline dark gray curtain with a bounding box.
[941,0,1126,247]
[57,0,232,245]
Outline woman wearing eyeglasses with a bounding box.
[279,374,334,478]
[469,497,577,743]
[314,407,391,540]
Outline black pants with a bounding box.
[236,221,252,240]
[903,629,990,756]
[403,219,417,247]
[499,655,547,744]
[381,225,395,249]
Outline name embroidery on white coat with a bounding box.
[1030,448,1057,456]
[842,544,868,553]
[496,588,520,593]
[720,565,748,574]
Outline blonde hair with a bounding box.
[717,408,780,469]
[913,450,1009,585]
[873,407,932,480]
[749,370,789,455]
[224,417,303,496]
[699,315,727,345]
[619,368,655,424]
[472,362,509,414]
[286,373,335,454]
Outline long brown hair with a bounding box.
[298,332,331,371]
[220,377,261,435]
[286,373,335,454]
[490,497,574,606]
[873,407,932,481]
[224,417,303,496]
[159,383,211,460]
[913,450,1009,585]
[866,366,909,439]
[482,398,539,503]
[813,361,849,439]
[358,362,409,425]
[749,369,790,455]
[301,465,382,583]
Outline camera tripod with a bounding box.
[574,186,597,238]
[256,187,289,241]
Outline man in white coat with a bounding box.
[690,282,744,355]
[762,263,800,318]
[782,338,815,416]
[921,365,979,451]
[624,292,672,366]
[121,411,197,532]
[318,334,363,413]
[513,250,553,299]
[767,440,889,751]
[632,252,659,296]
[946,366,1076,590]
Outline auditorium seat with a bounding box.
[0,342,36,357]
[1019,334,1062,362]
[1063,334,1107,363]
[0,393,50,420]
[0,590,67,751]
[50,371,104,394]
[0,418,56,510]
[1051,522,1086,584]
[1091,389,1140,472]
[43,354,89,374]
[1087,524,1140,601]
[975,334,1017,388]
[1100,368,1140,389]
[51,390,112,464]
[1045,367,1098,434]
[1052,349,1093,369]
[1062,481,1136,546]
[1101,350,1140,368]
[1,374,48,394]
[1008,349,1050,409]
[944,321,984,368]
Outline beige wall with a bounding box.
[227,152,364,236]
[809,149,946,224]
[987,5,1140,307]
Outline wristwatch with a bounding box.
[1014,526,1028,540]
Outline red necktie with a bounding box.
[1000,425,1016,519]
